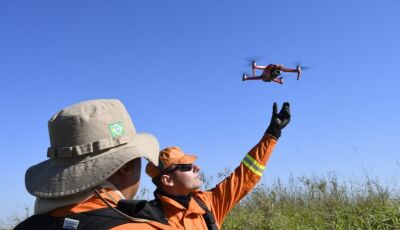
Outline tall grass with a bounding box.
[222,173,400,229]
[0,204,31,230]
[4,172,399,229]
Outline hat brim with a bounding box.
[145,153,198,178]
[26,133,159,198]
[177,154,197,164]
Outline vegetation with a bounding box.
[0,204,30,230]
[3,172,399,229]
[222,173,400,229]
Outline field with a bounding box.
[3,172,399,229]
[221,172,400,229]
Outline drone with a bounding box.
[242,61,303,84]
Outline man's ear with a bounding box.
[160,174,174,187]
[118,158,141,176]
[118,163,132,176]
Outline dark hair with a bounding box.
[152,175,162,187]
[151,171,178,188]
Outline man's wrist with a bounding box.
[265,126,281,139]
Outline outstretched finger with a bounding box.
[272,102,278,116]
[282,102,290,112]
[279,102,291,119]
[283,102,290,110]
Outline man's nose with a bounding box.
[193,164,200,172]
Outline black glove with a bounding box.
[265,102,291,139]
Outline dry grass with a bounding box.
[223,172,400,229]
[4,172,399,229]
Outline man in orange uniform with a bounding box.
[145,102,291,229]
[15,99,174,230]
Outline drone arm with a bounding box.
[281,67,298,73]
[243,75,264,81]
[281,67,301,80]
[253,65,267,70]
[245,76,264,80]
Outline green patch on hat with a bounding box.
[108,122,125,138]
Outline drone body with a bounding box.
[242,61,302,84]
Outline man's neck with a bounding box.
[155,189,192,208]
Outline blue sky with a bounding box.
[1,0,400,222]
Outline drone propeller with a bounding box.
[244,56,263,67]
[290,61,311,70]
[289,62,310,80]
[245,56,262,62]
[242,72,252,81]
[299,65,311,70]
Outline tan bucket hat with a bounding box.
[25,99,159,198]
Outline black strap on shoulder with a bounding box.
[117,199,168,224]
[13,208,130,230]
[193,196,219,230]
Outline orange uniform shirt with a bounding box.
[157,134,277,229]
[50,188,175,230]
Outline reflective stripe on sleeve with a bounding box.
[241,154,265,176]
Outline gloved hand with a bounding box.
[265,102,291,139]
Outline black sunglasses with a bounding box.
[162,164,194,174]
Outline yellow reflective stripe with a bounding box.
[242,160,263,176]
[241,154,265,176]
[245,154,266,170]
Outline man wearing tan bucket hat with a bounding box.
[145,102,291,230]
[15,99,174,230]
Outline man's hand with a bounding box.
[265,102,291,139]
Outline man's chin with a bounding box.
[193,183,202,191]
[192,187,202,192]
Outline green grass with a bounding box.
[4,172,399,229]
[222,173,400,229]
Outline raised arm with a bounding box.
[201,102,291,226]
